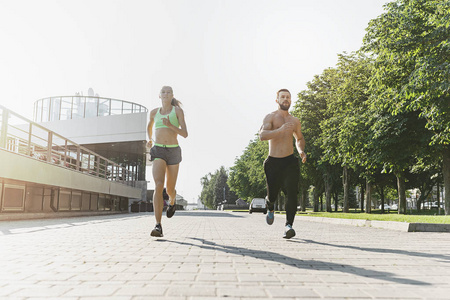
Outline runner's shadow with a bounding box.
[297,239,450,263]
[165,237,430,286]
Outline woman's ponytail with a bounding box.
[171,98,182,107]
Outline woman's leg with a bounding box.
[166,164,180,206]
[152,159,167,224]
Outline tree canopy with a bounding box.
[199,0,448,215]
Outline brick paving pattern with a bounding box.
[0,210,449,299]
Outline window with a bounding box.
[98,99,110,116]
[90,193,98,211]
[72,97,85,119]
[98,194,106,210]
[71,191,82,210]
[58,189,71,211]
[60,98,73,120]
[42,98,50,122]
[50,98,61,121]
[85,98,98,118]
[25,186,44,212]
[2,184,25,211]
[122,102,132,114]
[110,100,122,115]
[81,192,91,211]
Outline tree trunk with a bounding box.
[417,181,435,211]
[418,194,427,211]
[437,182,441,214]
[343,166,349,213]
[365,180,372,213]
[417,191,422,211]
[279,192,285,211]
[334,191,339,212]
[379,185,385,213]
[300,188,307,212]
[396,173,407,214]
[324,174,332,212]
[313,187,319,212]
[360,185,365,212]
[443,145,450,216]
[320,194,323,211]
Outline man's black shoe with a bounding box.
[283,224,296,239]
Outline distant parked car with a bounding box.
[249,198,267,214]
[378,204,391,210]
[391,204,398,210]
[423,202,441,209]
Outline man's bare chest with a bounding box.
[272,115,294,129]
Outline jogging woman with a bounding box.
[147,86,188,237]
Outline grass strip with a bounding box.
[296,210,450,224]
[227,209,450,224]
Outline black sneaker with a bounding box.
[283,224,296,239]
[151,224,163,237]
[265,197,274,225]
[266,210,274,225]
[166,204,176,218]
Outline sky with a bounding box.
[0,0,388,204]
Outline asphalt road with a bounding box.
[1,210,449,299]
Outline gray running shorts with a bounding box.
[150,145,182,165]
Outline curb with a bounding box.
[0,211,128,222]
[408,222,450,232]
[296,215,450,232]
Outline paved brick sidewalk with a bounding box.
[0,210,450,299]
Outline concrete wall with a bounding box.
[38,112,147,145]
[0,150,141,199]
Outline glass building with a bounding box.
[33,95,149,182]
[0,104,143,215]
[33,96,147,122]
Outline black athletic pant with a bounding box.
[264,154,300,226]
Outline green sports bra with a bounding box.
[154,106,179,129]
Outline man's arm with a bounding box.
[293,121,307,163]
[259,114,294,141]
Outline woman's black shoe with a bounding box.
[151,224,163,237]
[166,204,176,218]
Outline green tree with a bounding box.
[319,53,374,213]
[228,136,268,201]
[363,0,450,214]
[214,166,237,206]
[407,158,441,211]
[366,108,431,214]
[373,172,396,213]
[293,68,341,212]
[200,172,215,209]
[200,166,236,209]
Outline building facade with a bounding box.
[0,91,147,216]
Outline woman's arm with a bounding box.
[147,109,157,147]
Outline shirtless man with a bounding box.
[259,89,306,239]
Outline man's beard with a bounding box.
[280,102,290,111]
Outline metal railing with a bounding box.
[33,96,148,122]
[1,105,137,184]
